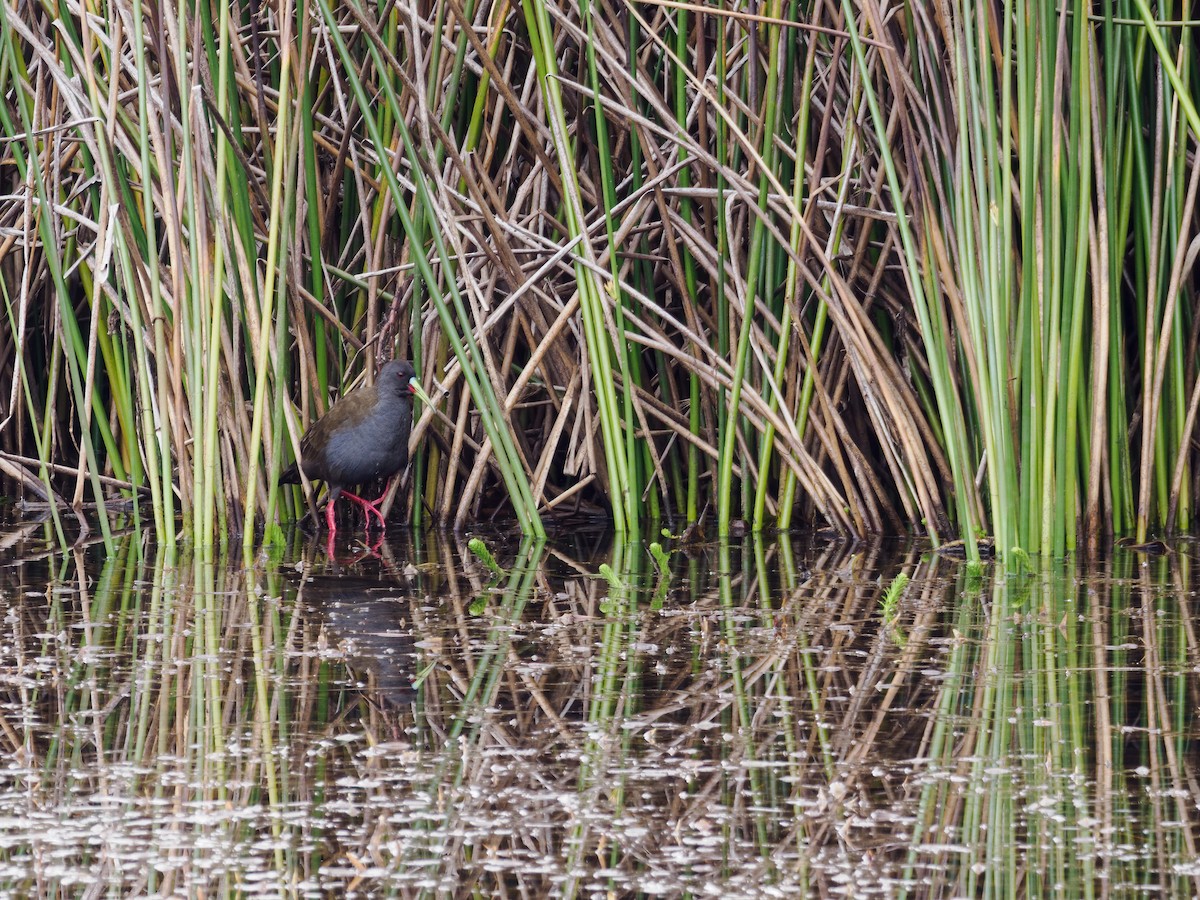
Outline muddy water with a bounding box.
[0,525,1197,898]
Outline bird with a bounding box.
[280,359,420,540]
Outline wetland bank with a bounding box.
[1,525,1197,897]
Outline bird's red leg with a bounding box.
[358,475,399,530]
[324,508,338,556]
[366,475,397,513]
[321,494,340,556]
[341,490,387,530]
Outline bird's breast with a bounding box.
[321,404,410,486]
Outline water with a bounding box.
[0,526,1198,897]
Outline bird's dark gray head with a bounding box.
[379,359,419,398]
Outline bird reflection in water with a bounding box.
[298,573,418,718]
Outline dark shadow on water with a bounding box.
[299,573,418,711]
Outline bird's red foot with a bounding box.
[342,490,388,530]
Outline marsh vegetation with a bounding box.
[2,1,1199,561]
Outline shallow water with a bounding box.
[0,525,1198,898]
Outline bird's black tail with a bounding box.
[279,462,302,485]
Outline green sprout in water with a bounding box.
[881,571,908,622]
[881,571,909,646]
[1008,546,1033,575]
[648,537,676,609]
[598,564,624,590]
[468,537,505,577]
[649,541,671,575]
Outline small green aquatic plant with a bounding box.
[1008,546,1033,576]
[597,564,624,590]
[648,530,677,609]
[880,571,909,647]
[468,537,505,577]
[649,541,671,574]
[880,571,908,620]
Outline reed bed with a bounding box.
[1,0,1198,558]
[0,528,1197,895]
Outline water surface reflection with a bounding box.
[0,528,1197,897]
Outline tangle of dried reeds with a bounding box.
[1,1,1197,556]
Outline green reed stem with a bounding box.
[523,0,631,534]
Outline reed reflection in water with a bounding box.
[0,526,1197,897]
